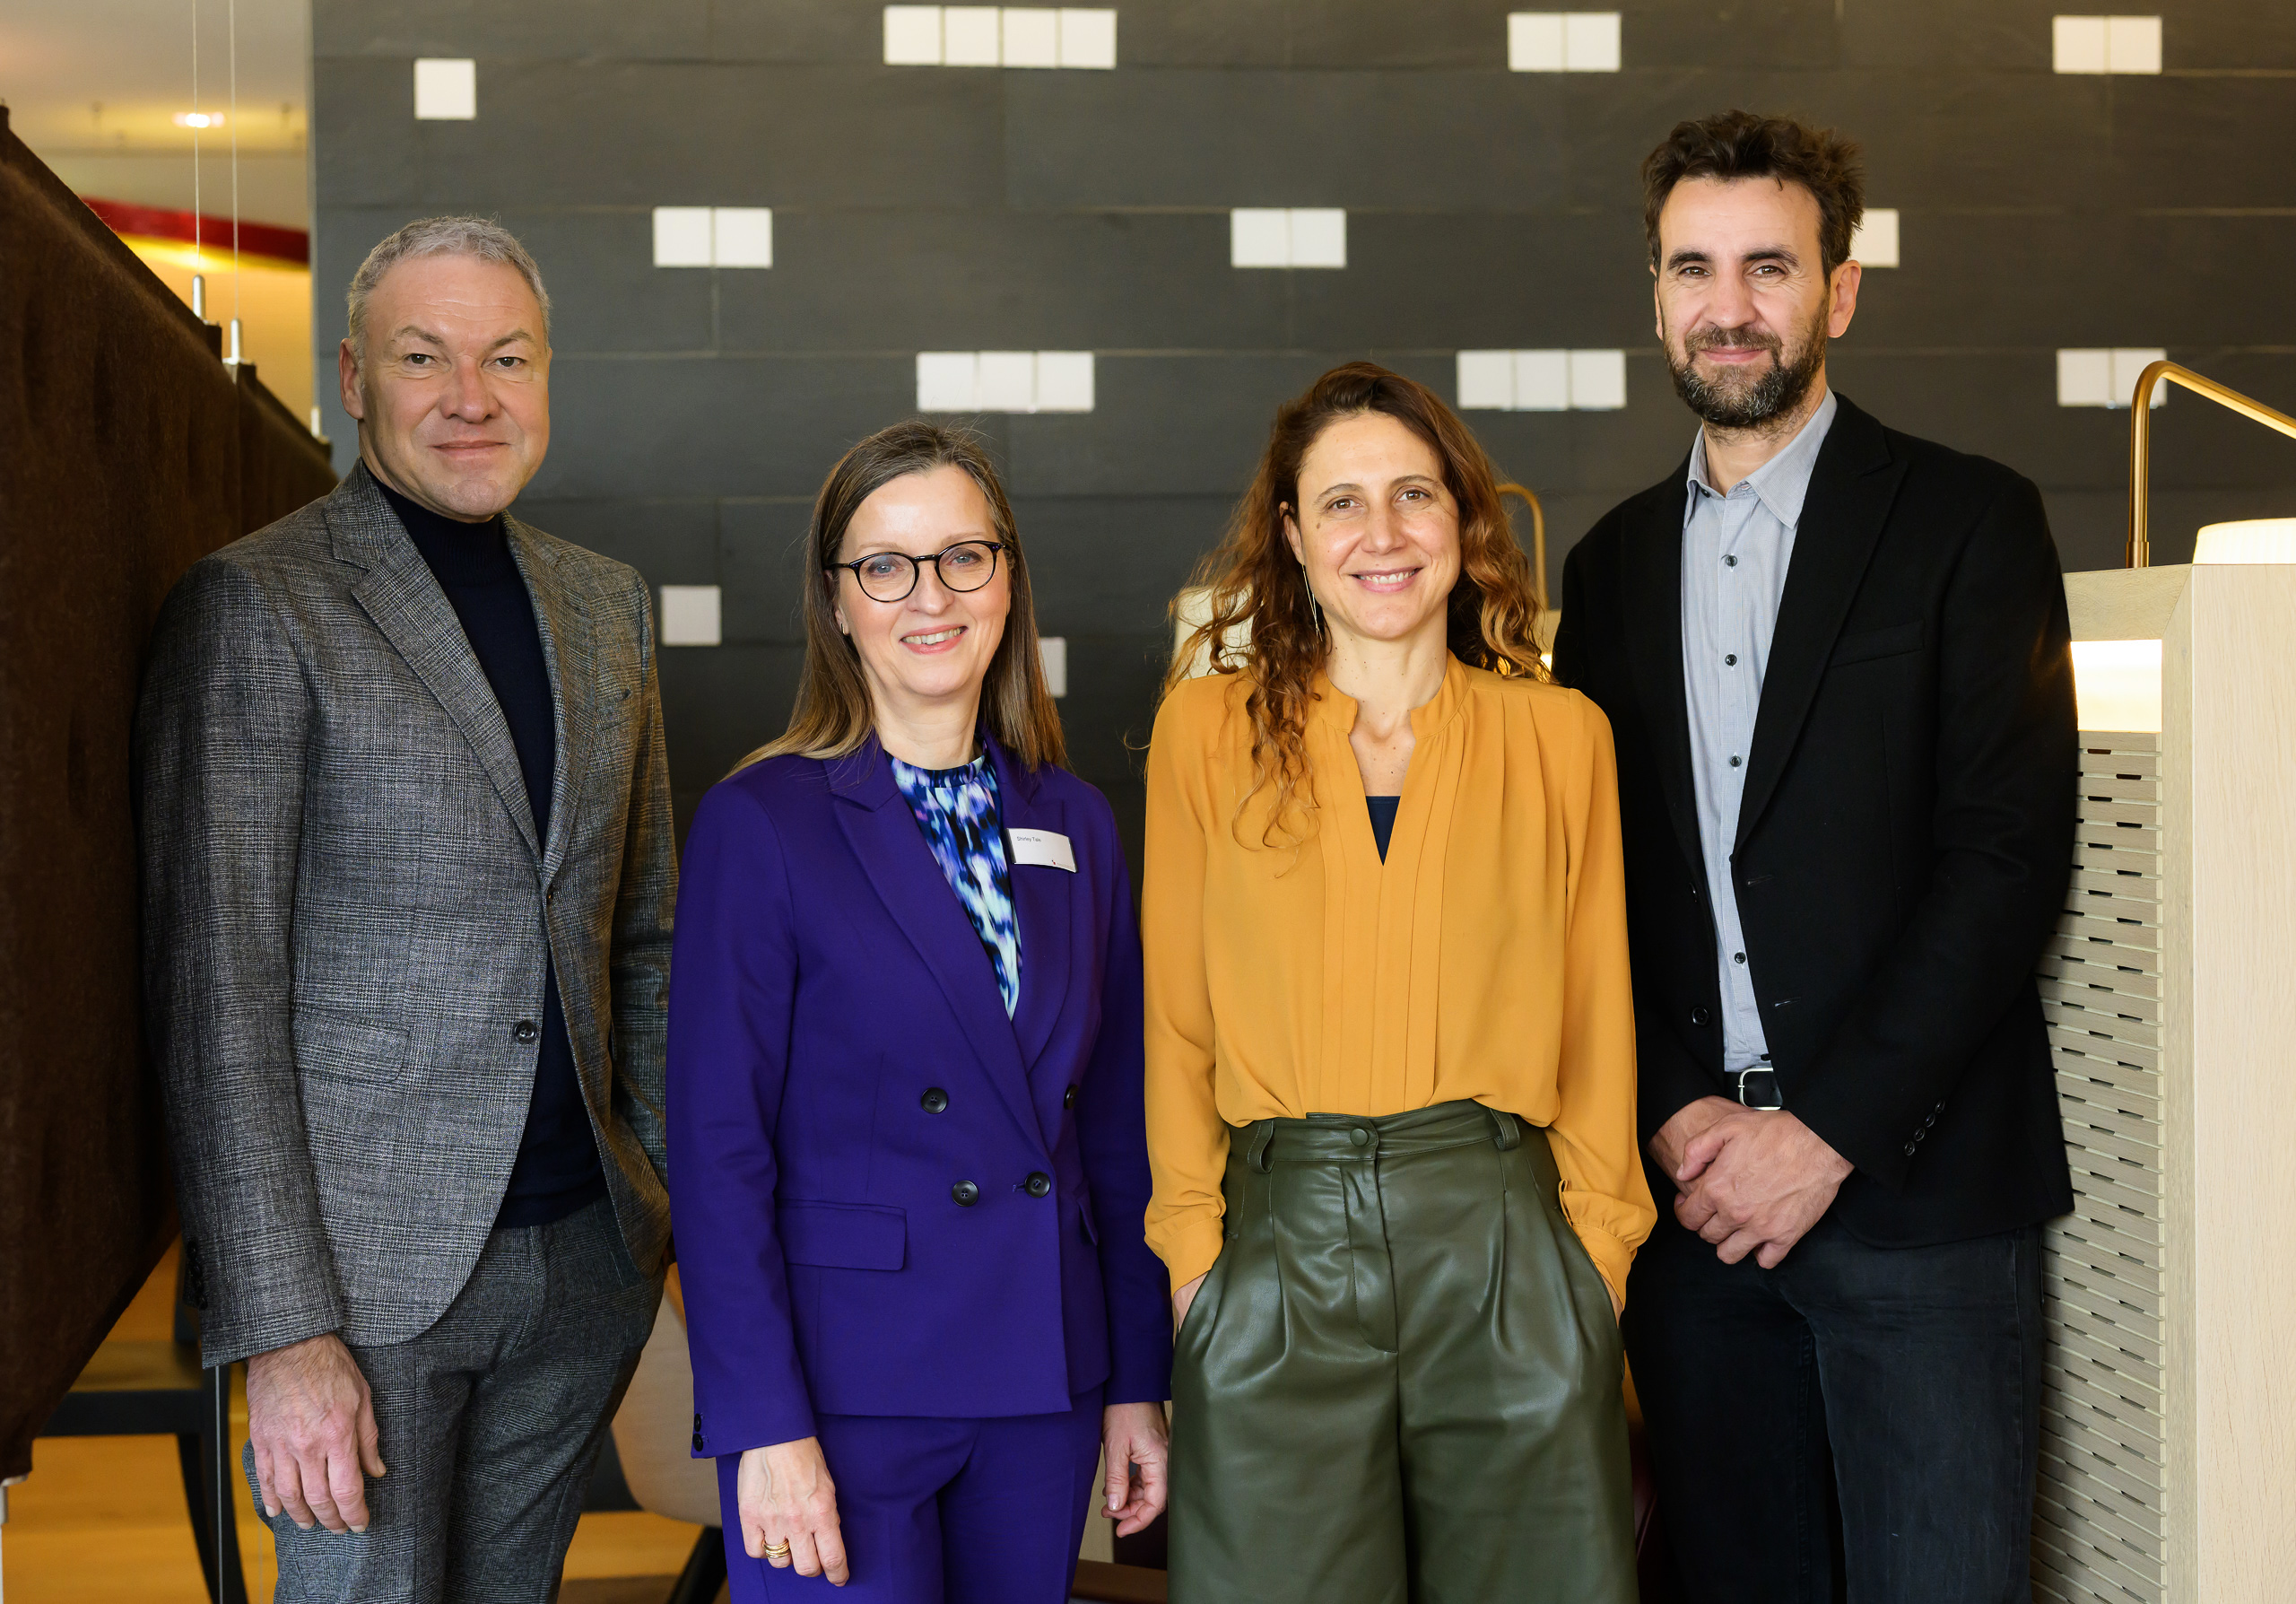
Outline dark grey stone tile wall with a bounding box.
[312,0,2296,844]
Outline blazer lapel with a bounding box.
[829,740,1044,1149]
[330,467,541,865]
[1620,467,1709,884]
[1735,397,1907,850]
[987,738,1071,1077]
[508,519,592,882]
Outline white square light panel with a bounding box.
[1568,349,1628,410]
[1230,209,1292,268]
[1562,13,1622,71]
[2106,15,2162,73]
[413,58,477,120]
[918,352,979,412]
[2056,348,2114,406]
[658,585,722,648]
[1003,8,1059,66]
[1456,350,1622,411]
[651,206,714,268]
[1287,209,1347,269]
[712,208,774,268]
[2052,14,2163,74]
[1034,351,1095,412]
[2057,348,2168,408]
[1039,636,1069,698]
[978,351,1038,412]
[1507,13,1566,70]
[1852,209,1900,268]
[1057,9,1118,68]
[2057,346,2158,406]
[1456,350,1515,411]
[943,5,1004,64]
[1514,350,1571,411]
[2051,16,2109,72]
[2110,347,2169,408]
[883,5,944,63]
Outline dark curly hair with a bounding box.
[1641,110,1866,276]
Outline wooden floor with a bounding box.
[2,1248,706,1602]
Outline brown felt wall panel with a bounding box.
[0,110,335,1479]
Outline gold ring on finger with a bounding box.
[763,1540,792,1559]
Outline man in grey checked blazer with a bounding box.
[137,217,675,1601]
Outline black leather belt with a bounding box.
[1733,1067,1783,1111]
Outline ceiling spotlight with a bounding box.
[173,111,223,128]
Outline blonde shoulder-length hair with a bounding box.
[736,421,1066,773]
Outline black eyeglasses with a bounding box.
[828,541,1006,603]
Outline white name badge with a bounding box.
[1008,827,1077,872]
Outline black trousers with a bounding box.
[1624,1206,2044,1604]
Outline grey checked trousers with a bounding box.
[246,1198,662,1603]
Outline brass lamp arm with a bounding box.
[2126,361,2296,568]
[1496,482,1549,611]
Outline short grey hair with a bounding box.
[345,215,552,351]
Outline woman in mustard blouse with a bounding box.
[1144,362,1654,1603]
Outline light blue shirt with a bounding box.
[1680,388,1838,1076]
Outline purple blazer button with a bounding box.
[952,1180,980,1206]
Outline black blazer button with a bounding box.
[921,1088,949,1113]
[952,1180,980,1206]
[692,1413,702,1431]
[1025,1172,1053,1199]
[692,1432,705,1452]
[1690,1007,1712,1028]
[513,1019,539,1042]
[1063,1085,1078,1110]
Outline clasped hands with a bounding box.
[737,1401,1170,1586]
[1652,1094,1852,1269]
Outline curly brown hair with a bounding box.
[1167,361,1544,843]
[1641,109,1866,276]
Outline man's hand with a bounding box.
[738,1436,848,1585]
[1100,1401,1171,1537]
[1648,1095,1741,1184]
[1673,1111,1852,1268]
[245,1332,386,1533]
[1171,1271,1207,1334]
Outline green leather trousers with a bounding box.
[1169,1100,1637,1604]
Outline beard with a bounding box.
[1666,303,1830,431]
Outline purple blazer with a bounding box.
[667,734,1171,1457]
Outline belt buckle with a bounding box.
[1734,1068,1783,1111]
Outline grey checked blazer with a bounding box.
[136,464,676,1365]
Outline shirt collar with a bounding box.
[1683,387,1839,530]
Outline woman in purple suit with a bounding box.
[667,422,1173,1600]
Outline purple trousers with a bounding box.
[716,1388,1105,1603]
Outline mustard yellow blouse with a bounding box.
[1142,657,1657,1306]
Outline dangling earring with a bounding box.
[1299,556,1324,632]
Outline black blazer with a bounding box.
[1552,395,2077,1249]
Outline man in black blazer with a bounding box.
[1552,111,2077,1602]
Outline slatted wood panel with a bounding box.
[2033,735,2167,1604]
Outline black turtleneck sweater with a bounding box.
[376,476,607,1229]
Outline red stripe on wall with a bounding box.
[82,198,309,266]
